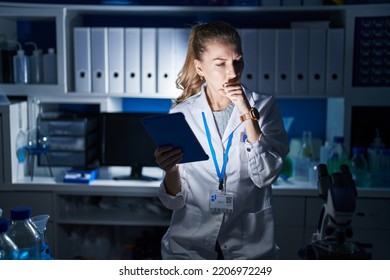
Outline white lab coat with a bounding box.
[159,84,289,260]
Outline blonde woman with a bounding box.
[155,21,289,260]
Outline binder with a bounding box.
[74,27,91,92]
[292,29,309,95]
[275,29,292,95]
[258,29,276,95]
[326,29,344,96]
[157,28,175,95]
[91,27,108,93]
[309,29,326,96]
[108,27,124,93]
[239,28,258,91]
[125,27,141,93]
[173,28,190,95]
[141,28,157,93]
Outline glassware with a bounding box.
[31,214,54,260]
[327,136,350,174]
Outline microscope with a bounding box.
[299,163,371,259]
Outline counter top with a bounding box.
[2,174,389,199]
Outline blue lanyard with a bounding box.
[202,112,234,191]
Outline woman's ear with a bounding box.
[194,59,203,76]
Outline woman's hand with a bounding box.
[154,146,183,173]
[218,82,250,114]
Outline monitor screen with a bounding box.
[99,112,161,181]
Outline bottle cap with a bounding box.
[352,146,364,155]
[0,217,9,233]
[333,136,344,143]
[10,206,32,220]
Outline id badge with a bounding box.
[209,189,233,213]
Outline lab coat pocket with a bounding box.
[242,207,275,249]
[169,206,202,245]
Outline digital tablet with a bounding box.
[141,112,209,163]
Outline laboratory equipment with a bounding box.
[8,206,41,260]
[43,48,57,84]
[25,42,43,84]
[11,41,30,84]
[31,214,54,259]
[327,136,349,173]
[299,163,371,259]
[0,218,18,260]
[293,131,313,181]
[350,146,370,188]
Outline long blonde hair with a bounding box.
[175,21,242,104]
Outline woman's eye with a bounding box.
[216,63,225,67]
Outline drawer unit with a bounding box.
[39,118,98,136]
[48,133,97,151]
[38,148,98,167]
[38,117,98,168]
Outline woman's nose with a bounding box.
[226,68,237,80]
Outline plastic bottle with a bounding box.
[0,218,19,260]
[25,42,43,84]
[367,129,386,187]
[43,48,57,84]
[327,136,350,174]
[350,146,370,188]
[320,140,331,165]
[11,41,30,84]
[7,206,41,260]
[294,131,313,181]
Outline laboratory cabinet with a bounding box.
[1,183,389,260]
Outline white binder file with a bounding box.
[292,29,309,95]
[326,29,344,96]
[174,28,190,95]
[275,29,292,95]
[74,27,91,92]
[258,29,276,95]
[239,29,258,91]
[91,27,108,93]
[309,29,326,96]
[174,28,190,75]
[108,27,124,93]
[158,28,175,95]
[141,28,157,93]
[125,28,141,93]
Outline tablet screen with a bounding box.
[141,112,209,163]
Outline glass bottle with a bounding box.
[327,136,349,174]
[0,218,19,260]
[7,206,41,260]
[351,146,370,188]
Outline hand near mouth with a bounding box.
[218,82,250,114]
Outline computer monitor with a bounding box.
[99,112,161,181]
